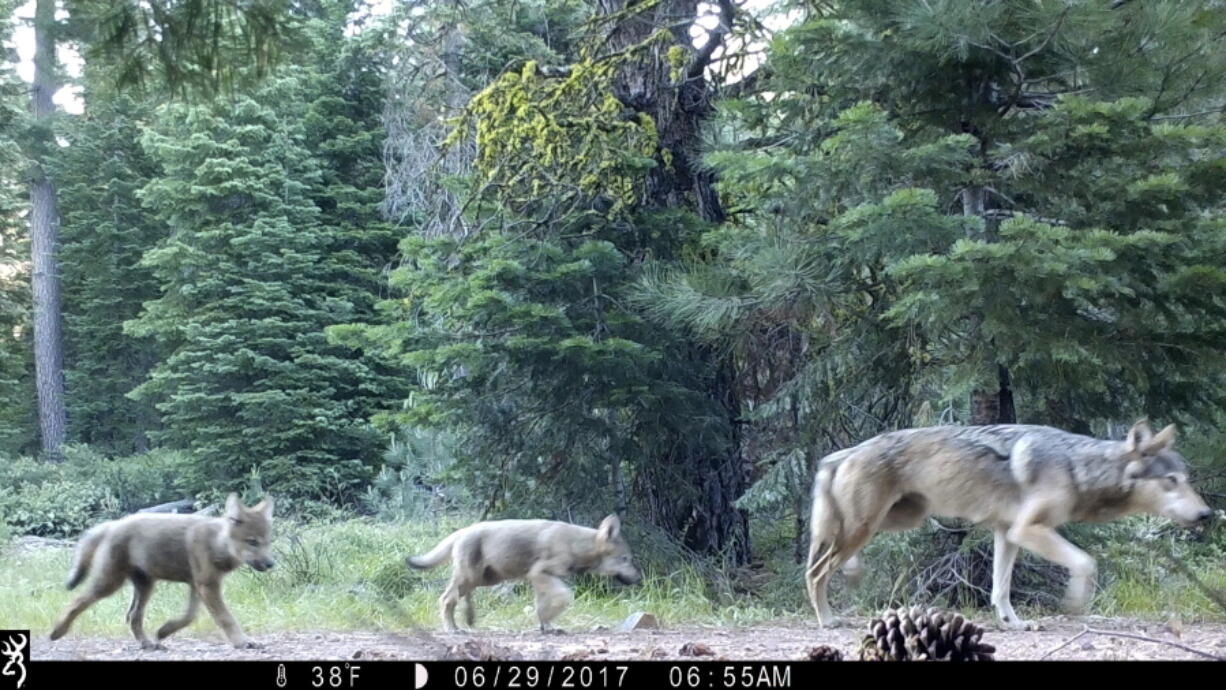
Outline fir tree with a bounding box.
[54,94,165,453]
[0,0,35,455]
[129,73,390,503]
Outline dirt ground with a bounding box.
[30,615,1226,661]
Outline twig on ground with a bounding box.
[1040,625,1090,660]
[1041,624,1226,660]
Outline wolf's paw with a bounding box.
[817,616,846,629]
[141,641,168,651]
[233,639,262,650]
[540,627,568,636]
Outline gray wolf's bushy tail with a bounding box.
[407,530,461,570]
[65,524,108,589]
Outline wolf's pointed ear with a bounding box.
[224,493,242,520]
[253,496,274,519]
[1125,420,1153,453]
[597,514,621,543]
[1142,424,1177,455]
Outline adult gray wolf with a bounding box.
[806,421,1212,628]
[407,515,642,632]
[49,494,275,649]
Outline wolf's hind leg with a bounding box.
[50,554,126,641]
[126,571,161,650]
[439,572,474,633]
[990,528,1032,629]
[463,592,476,628]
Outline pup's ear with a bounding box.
[1124,419,1153,454]
[224,493,242,520]
[252,496,274,519]
[1142,424,1177,455]
[596,514,621,543]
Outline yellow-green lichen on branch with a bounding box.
[447,35,673,219]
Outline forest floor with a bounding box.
[31,615,1226,661]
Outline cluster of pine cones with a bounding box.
[858,607,996,661]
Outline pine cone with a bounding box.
[807,645,843,662]
[858,607,996,661]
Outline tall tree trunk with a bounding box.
[598,0,748,561]
[962,157,1015,424]
[30,0,67,460]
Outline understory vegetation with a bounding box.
[2,0,1225,632]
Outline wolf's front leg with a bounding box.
[1007,518,1097,615]
[156,586,201,643]
[530,572,573,634]
[197,581,260,649]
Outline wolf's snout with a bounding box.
[1196,508,1213,523]
[616,572,642,586]
[249,558,275,572]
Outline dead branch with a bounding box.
[1040,625,1090,660]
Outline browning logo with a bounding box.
[0,631,25,689]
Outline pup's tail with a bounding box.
[407,530,462,570]
[65,523,108,590]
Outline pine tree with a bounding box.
[697,0,1226,436]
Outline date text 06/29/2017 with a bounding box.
[446,663,793,690]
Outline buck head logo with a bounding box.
[0,632,26,690]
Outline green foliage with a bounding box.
[334,219,728,517]
[0,0,35,456]
[53,94,166,453]
[127,69,394,503]
[60,444,188,513]
[0,479,117,538]
[362,427,469,522]
[339,0,755,560]
[0,446,187,537]
[63,0,304,97]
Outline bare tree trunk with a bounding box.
[30,0,67,460]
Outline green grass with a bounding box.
[0,518,799,640]
[4,517,1223,640]
[1094,556,1226,621]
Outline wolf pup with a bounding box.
[408,515,642,633]
[806,421,1212,629]
[49,493,275,650]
